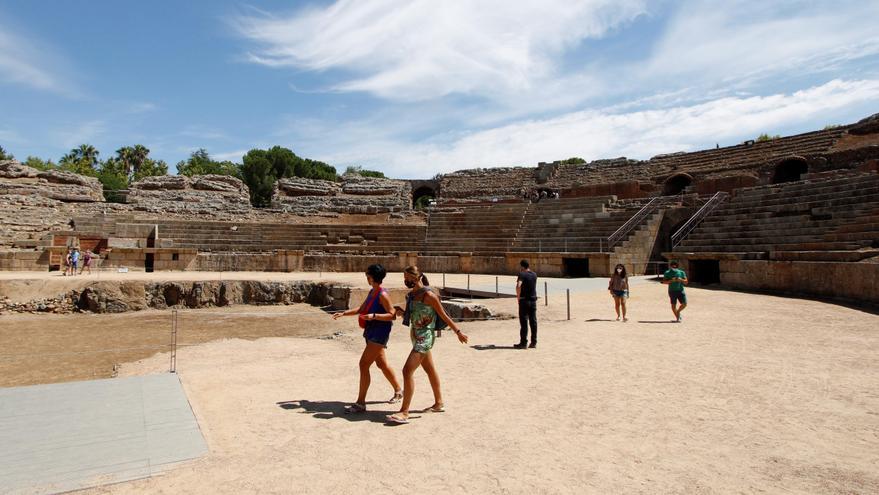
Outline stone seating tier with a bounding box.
[674,172,879,258]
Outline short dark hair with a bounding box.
[365,263,386,283]
[520,259,530,269]
[669,260,679,267]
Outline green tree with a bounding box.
[559,157,586,165]
[59,144,100,176]
[176,149,239,177]
[240,146,338,207]
[24,156,57,171]
[240,152,275,207]
[0,145,13,161]
[756,133,780,142]
[97,158,129,203]
[344,165,386,178]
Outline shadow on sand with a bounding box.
[637,320,679,324]
[584,318,616,322]
[470,344,523,351]
[276,400,421,425]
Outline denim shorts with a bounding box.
[363,326,391,347]
[612,290,627,298]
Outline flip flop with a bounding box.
[388,391,403,404]
[428,405,445,413]
[386,413,409,424]
[345,403,366,414]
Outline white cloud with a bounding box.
[52,121,108,150]
[292,79,879,178]
[644,1,879,89]
[0,21,78,95]
[232,0,647,101]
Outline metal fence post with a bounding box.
[170,309,178,373]
[544,281,548,306]
[566,289,570,321]
[495,276,499,296]
[443,272,446,288]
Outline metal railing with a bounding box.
[671,191,729,248]
[606,197,664,250]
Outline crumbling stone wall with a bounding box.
[0,160,103,202]
[127,174,252,215]
[272,174,411,215]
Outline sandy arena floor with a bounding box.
[45,279,876,494]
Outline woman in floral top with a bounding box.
[386,265,468,424]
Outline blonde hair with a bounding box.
[403,265,430,285]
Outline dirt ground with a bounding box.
[39,279,875,494]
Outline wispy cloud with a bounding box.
[52,120,108,151]
[288,79,879,178]
[644,0,879,90]
[0,19,79,96]
[232,0,647,101]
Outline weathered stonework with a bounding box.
[127,174,251,215]
[0,160,103,202]
[272,174,411,214]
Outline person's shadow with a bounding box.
[471,344,522,351]
[276,400,420,425]
[637,320,678,324]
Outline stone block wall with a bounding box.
[718,259,879,305]
[271,174,412,215]
[127,174,252,216]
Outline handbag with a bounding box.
[358,288,384,329]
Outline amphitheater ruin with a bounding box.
[1,113,878,306]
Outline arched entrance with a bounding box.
[412,185,437,209]
[771,158,808,184]
[662,174,693,196]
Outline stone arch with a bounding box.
[412,185,437,209]
[771,157,808,184]
[662,173,693,196]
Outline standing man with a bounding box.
[663,260,688,322]
[515,259,538,349]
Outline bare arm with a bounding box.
[516,279,522,300]
[424,291,468,344]
[332,292,372,319]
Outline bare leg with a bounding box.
[356,343,385,405]
[671,303,679,320]
[620,299,627,321]
[374,348,402,398]
[677,303,687,316]
[614,297,621,319]
[420,351,443,409]
[395,351,425,419]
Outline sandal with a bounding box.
[389,390,403,404]
[386,413,409,424]
[345,402,366,414]
[427,404,445,413]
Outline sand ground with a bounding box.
[47,280,878,494]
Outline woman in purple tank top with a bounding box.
[332,264,403,414]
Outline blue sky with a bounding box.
[1,1,878,178]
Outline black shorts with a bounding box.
[363,326,391,348]
[669,291,687,305]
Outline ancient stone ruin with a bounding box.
[272,174,412,215]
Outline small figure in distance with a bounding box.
[63,248,73,276]
[514,259,538,349]
[331,264,403,414]
[662,260,688,322]
[608,263,629,322]
[80,250,93,275]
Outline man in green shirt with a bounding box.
[662,260,688,322]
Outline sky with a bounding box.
[1,0,878,179]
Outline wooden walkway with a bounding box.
[0,374,207,494]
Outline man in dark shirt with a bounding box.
[515,259,538,349]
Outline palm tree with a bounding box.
[77,144,99,168]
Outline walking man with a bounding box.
[514,259,538,349]
[663,260,688,322]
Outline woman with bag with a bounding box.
[386,265,468,424]
[332,264,403,413]
[608,263,629,322]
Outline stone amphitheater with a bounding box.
[1,113,878,306]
